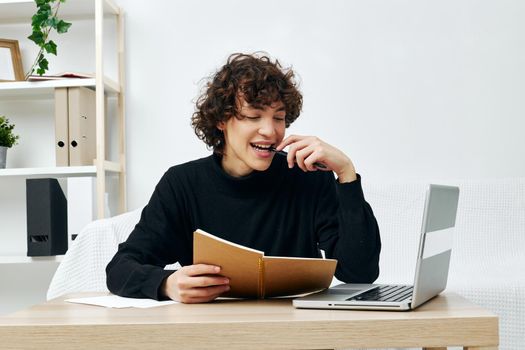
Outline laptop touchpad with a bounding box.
[327,288,365,295]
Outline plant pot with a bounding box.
[0,146,7,169]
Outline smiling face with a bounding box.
[218,98,286,177]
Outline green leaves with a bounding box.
[0,116,20,148]
[56,20,72,33]
[26,0,72,77]
[46,17,59,29]
[31,12,48,30]
[28,30,44,45]
[44,40,57,55]
[37,54,49,75]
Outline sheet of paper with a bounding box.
[65,295,177,308]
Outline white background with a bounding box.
[119,0,525,210]
[1,0,524,314]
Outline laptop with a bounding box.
[293,184,460,311]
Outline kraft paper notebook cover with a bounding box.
[193,229,337,299]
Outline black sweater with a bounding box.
[106,153,381,300]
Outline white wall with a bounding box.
[119,0,525,210]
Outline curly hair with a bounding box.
[191,53,303,154]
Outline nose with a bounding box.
[258,118,276,137]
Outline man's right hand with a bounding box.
[161,264,230,303]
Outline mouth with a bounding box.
[250,143,274,157]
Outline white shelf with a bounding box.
[0,164,122,178]
[0,0,119,23]
[0,77,120,100]
[0,255,63,264]
[0,166,97,178]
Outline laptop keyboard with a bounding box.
[347,285,413,302]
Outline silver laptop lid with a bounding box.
[411,184,459,308]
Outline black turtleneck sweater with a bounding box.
[106,153,381,300]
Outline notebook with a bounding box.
[193,229,337,298]
[293,184,460,311]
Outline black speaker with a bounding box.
[26,178,68,256]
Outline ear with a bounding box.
[217,121,225,131]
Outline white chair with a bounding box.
[46,208,142,300]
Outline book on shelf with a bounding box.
[193,229,337,299]
[27,72,94,81]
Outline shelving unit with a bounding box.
[0,0,127,262]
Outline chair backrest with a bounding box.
[363,178,525,285]
[46,208,142,300]
[364,181,429,284]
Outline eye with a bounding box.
[274,116,286,121]
[240,114,261,120]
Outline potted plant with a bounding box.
[0,116,20,168]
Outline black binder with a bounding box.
[26,178,68,256]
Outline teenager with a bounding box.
[106,53,381,303]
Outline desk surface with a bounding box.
[0,292,498,350]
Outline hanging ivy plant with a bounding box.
[26,0,72,78]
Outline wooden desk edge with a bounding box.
[0,292,499,350]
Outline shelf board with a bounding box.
[0,166,97,178]
[0,165,122,178]
[0,0,119,23]
[0,255,63,264]
[0,77,120,100]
